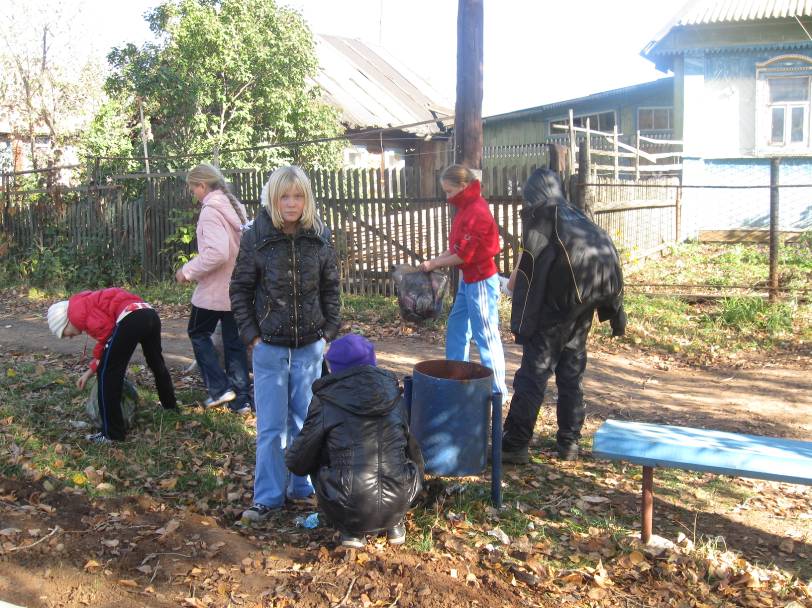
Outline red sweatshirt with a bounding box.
[448,180,501,283]
[67,288,144,372]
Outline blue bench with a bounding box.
[592,419,812,543]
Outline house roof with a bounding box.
[483,78,673,123]
[314,35,453,137]
[643,0,812,70]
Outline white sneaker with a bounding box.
[241,503,278,523]
[204,390,236,408]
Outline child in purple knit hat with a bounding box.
[323,333,376,372]
[286,334,423,549]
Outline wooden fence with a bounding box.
[2,164,678,293]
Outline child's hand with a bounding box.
[77,369,94,390]
[175,268,188,284]
[417,260,432,272]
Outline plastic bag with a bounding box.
[85,376,141,430]
[392,264,449,322]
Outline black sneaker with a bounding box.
[339,532,366,548]
[556,442,579,461]
[387,522,406,545]
[230,403,252,416]
[85,432,113,445]
[501,445,529,465]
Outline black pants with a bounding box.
[503,309,594,450]
[98,308,176,440]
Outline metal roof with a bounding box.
[672,0,812,25]
[483,78,673,123]
[313,35,453,136]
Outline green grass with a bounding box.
[0,354,255,502]
[599,242,812,361]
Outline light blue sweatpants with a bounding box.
[445,273,508,396]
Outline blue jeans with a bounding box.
[446,273,508,396]
[187,306,252,408]
[252,338,325,508]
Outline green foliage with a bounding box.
[14,239,139,291]
[103,0,345,170]
[77,95,141,177]
[161,207,200,270]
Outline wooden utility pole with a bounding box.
[454,0,483,171]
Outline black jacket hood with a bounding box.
[312,366,401,417]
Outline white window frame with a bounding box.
[756,55,812,154]
[637,106,673,132]
[549,110,617,135]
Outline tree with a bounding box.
[0,0,105,171]
[105,0,344,170]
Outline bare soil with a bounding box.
[1,301,811,607]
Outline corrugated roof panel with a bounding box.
[675,0,812,24]
[312,34,452,135]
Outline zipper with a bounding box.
[258,243,273,332]
[291,236,299,347]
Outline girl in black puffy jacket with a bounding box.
[286,335,424,548]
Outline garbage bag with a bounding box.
[392,264,449,322]
[85,376,140,430]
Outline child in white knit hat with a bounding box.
[48,287,177,444]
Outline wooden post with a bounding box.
[769,157,780,301]
[613,124,619,181]
[642,466,653,544]
[568,109,576,180]
[577,139,590,218]
[137,97,151,175]
[675,181,682,243]
[453,0,483,170]
[635,130,641,181]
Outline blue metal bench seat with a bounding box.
[592,419,812,542]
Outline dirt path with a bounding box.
[3,310,810,441]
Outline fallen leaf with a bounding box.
[159,477,178,490]
[156,518,180,537]
[779,539,794,554]
[84,560,101,572]
[117,579,138,588]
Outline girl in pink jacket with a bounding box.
[176,163,252,414]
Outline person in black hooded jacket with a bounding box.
[502,168,626,463]
[285,334,424,548]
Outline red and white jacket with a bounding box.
[67,288,145,372]
[448,180,501,283]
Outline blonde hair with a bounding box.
[441,164,476,189]
[263,165,317,231]
[186,162,247,225]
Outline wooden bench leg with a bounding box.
[642,465,653,544]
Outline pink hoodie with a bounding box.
[181,190,247,311]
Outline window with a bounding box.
[638,107,673,131]
[767,77,809,145]
[550,110,616,134]
[756,55,812,152]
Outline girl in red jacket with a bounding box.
[47,288,177,443]
[418,165,508,397]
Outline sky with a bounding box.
[42,0,688,117]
